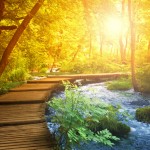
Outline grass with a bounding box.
[136,106,150,123]
[0,81,24,95]
[106,78,132,90]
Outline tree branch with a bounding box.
[0,25,17,30]
[0,0,44,76]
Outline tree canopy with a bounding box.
[0,0,150,92]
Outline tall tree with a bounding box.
[0,0,44,77]
[128,0,139,91]
[119,0,125,63]
[82,0,94,58]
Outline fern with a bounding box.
[48,81,120,149]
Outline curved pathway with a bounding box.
[0,73,128,149]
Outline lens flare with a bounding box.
[106,17,122,35]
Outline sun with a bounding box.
[106,17,122,35]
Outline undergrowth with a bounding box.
[136,106,150,123]
[0,81,24,95]
[137,64,150,93]
[48,81,122,149]
[106,78,132,90]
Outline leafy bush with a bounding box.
[106,78,132,90]
[8,68,29,82]
[61,61,86,74]
[89,117,130,137]
[39,67,48,74]
[48,82,120,149]
[60,57,129,74]
[0,87,8,95]
[137,64,150,93]
[0,81,24,95]
[136,106,150,123]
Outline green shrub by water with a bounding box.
[136,107,150,123]
[137,64,150,93]
[48,82,120,149]
[106,78,132,90]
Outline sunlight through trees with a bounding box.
[0,0,150,92]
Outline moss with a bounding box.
[89,117,130,137]
[136,107,150,123]
[106,78,132,91]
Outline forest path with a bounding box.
[0,73,128,150]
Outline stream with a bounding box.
[46,82,150,150]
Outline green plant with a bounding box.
[137,64,150,93]
[39,67,48,74]
[8,68,29,82]
[48,81,120,149]
[0,81,24,95]
[106,78,132,90]
[136,106,150,123]
[60,57,130,74]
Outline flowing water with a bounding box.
[46,82,150,150]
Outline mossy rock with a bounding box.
[89,117,130,137]
[136,106,150,123]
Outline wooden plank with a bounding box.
[0,123,56,150]
[10,83,58,92]
[0,90,51,104]
[0,103,46,125]
[27,77,72,83]
[48,73,129,79]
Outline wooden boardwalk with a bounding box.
[0,73,128,150]
[0,79,60,150]
[47,73,129,79]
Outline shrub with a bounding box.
[106,78,132,90]
[0,87,8,95]
[48,82,120,149]
[0,81,24,95]
[89,117,130,137]
[39,67,48,74]
[137,64,150,93]
[136,106,150,123]
[60,57,129,74]
[8,68,29,81]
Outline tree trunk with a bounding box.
[100,34,103,57]
[82,0,93,58]
[71,45,81,62]
[89,33,92,58]
[124,30,129,58]
[0,0,44,77]
[119,36,124,62]
[50,43,62,73]
[147,40,150,62]
[119,0,125,63]
[128,0,139,91]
